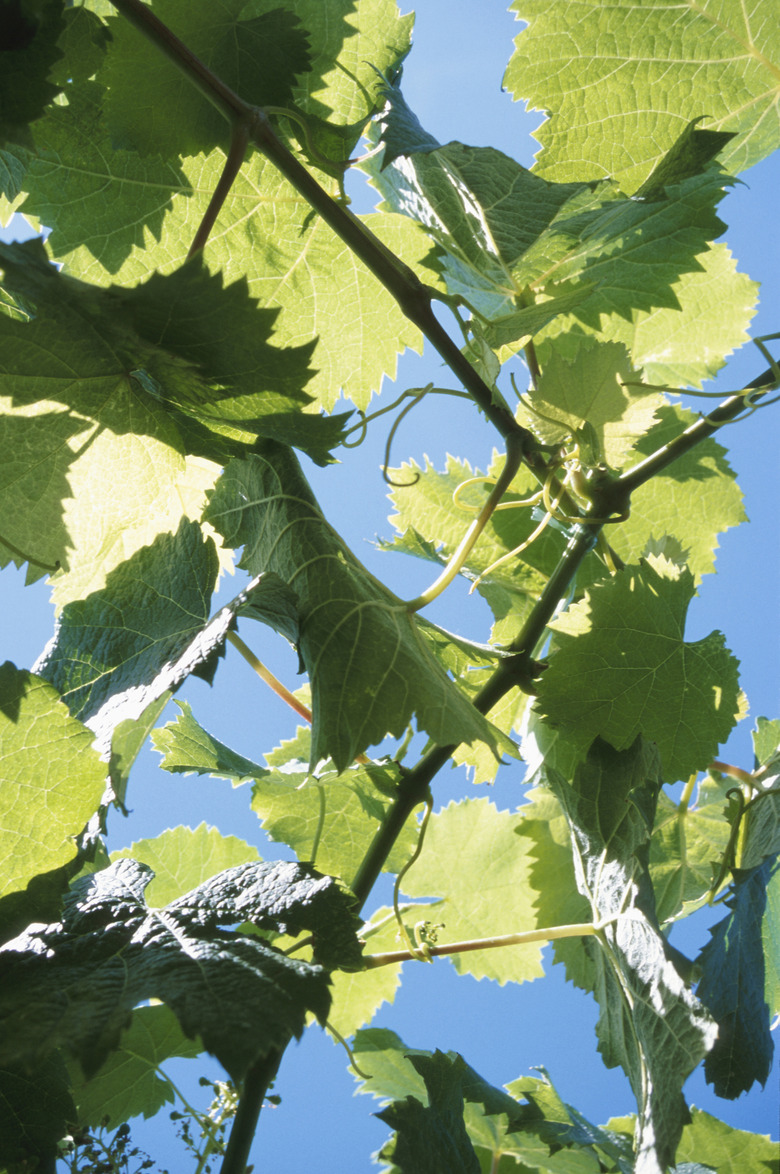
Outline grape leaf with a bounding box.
[505,1071,635,1172]
[763,861,780,1021]
[110,823,263,908]
[153,701,421,884]
[33,519,219,755]
[353,1031,622,1174]
[738,725,780,870]
[152,698,269,784]
[607,404,746,580]
[111,256,349,466]
[367,87,737,350]
[34,523,299,768]
[505,0,780,189]
[375,1052,483,1174]
[327,905,406,1040]
[515,786,594,992]
[752,716,780,769]
[539,737,717,1174]
[672,1106,780,1173]
[518,338,665,471]
[0,662,106,902]
[0,239,231,597]
[0,1052,75,1172]
[696,856,778,1098]
[399,798,545,986]
[67,1003,202,1129]
[0,857,359,1080]
[8,6,427,411]
[103,0,312,159]
[0,0,64,150]
[205,447,515,771]
[383,453,572,617]
[542,244,759,392]
[251,761,412,886]
[535,555,742,782]
[649,773,734,924]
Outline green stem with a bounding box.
[362,921,598,969]
[404,433,525,611]
[226,631,313,724]
[615,365,778,500]
[677,773,698,815]
[188,123,250,257]
[218,1045,287,1174]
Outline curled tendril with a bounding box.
[340,411,367,448]
[392,790,434,961]
[382,389,426,486]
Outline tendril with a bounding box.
[392,790,434,961]
[325,1022,372,1079]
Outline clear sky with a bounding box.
[1,2,778,1170]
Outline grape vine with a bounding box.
[0,2,778,1173]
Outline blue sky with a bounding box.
[2,2,778,1170]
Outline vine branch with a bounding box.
[362,921,598,968]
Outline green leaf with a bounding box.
[9,6,425,411]
[515,786,594,991]
[0,661,106,902]
[368,92,739,357]
[0,857,359,1080]
[0,0,64,151]
[611,243,758,391]
[110,823,263,908]
[103,0,312,159]
[153,702,420,884]
[33,519,220,756]
[375,1052,483,1174]
[251,759,416,886]
[327,906,405,1039]
[696,856,778,1098]
[0,1052,75,1171]
[540,737,717,1174]
[399,798,545,986]
[535,555,742,782]
[738,722,780,870]
[0,239,228,599]
[352,1031,622,1174]
[673,1106,779,1173]
[205,447,515,771]
[383,453,570,624]
[607,404,746,580]
[505,0,780,188]
[518,338,664,471]
[752,716,780,769]
[505,1071,635,1172]
[152,698,268,784]
[649,773,734,924]
[67,1003,202,1129]
[763,855,780,1019]
[111,256,350,467]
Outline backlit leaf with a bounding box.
[67,1003,203,1128]
[110,823,263,908]
[505,0,780,188]
[399,799,544,986]
[0,662,105,902]
[536,555,741,782]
